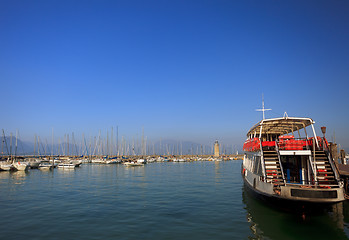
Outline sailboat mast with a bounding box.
[111,127,113,157]
[67,134,69,157]
[2,129,10,157]
[52,128,54,167]
[116,126,119,156]
[15,130,18,159]
[10,132,12,161]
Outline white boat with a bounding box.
[38,162,53,170]
[123,161,144,167]
[28,159,41,169]
[91,158,104,164]
[242,115,345,207]
[137,159,147,164]
[13,161,29,171]
[105,159,121,164]
[0,163,14,171]
[70,160,82,167]
[57,163,76,169]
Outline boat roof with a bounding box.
[247,117,315,136]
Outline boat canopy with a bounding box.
[247,117,315,137]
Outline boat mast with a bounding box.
[2,129,9,157]
[1,131,3,157]
[116,126,119,156]
[256,94,271,120]
[111,127,113,157]
[10,132,12,162]
[15,130,18,161]
[34,135,36,156]
[52,128,54,167]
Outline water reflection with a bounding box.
[214,161,222,184]
[10,171,30,185]
[122,164,147,188]
[0,171,11,181]
[242,186,349,239]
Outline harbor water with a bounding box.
[1,160,349,239]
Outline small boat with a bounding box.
[57,163,76,169]
[0,163,14,171]
[137,159,147,164]
[28,159,41,169]
[123,161,144,167]
[38,162,53,170]
[105,159,121,164]
[70,160,82,167]
[91,158,104,164]
[13,161,29,171]
[242,115,345,207]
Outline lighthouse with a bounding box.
[214,140,220,157]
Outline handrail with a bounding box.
[322,137,340,182]
[259,139,266,181]
[310,139,318,185]
[284,182,340,188]
[275,141,286,185]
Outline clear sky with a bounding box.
[1,0,349,151]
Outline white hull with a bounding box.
[57,164,76,169]
[0,164,13,171]
[29,161,41,169]
[123,162,144,167]
[38,163,53,170]
[13,162,29,171]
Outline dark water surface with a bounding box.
[1,161,349,240]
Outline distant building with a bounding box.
[214,140,220,157]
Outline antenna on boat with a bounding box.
[256,94,271,120]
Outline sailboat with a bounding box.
[12,131,29,171]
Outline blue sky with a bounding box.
[1,0,349,151]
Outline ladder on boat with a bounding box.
[314,150,336,185]
[263,150,285,186]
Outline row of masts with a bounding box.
[2,128,239,157]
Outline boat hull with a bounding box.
[0,164,14,171]
[57,164,76,169]
[242,167,345,212]
[13,162,29,171]
[38,163,53,170]
[123,162,144,167]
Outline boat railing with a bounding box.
[276,136,307,151]
[261,137,309,151]
[283,182,340,188]
[274,141,286,185]
[321,137,341,182]
[259,139,267,180]
[263,136,329,151]
[245,136,331,152]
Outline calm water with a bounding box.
[1,160,349,240]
